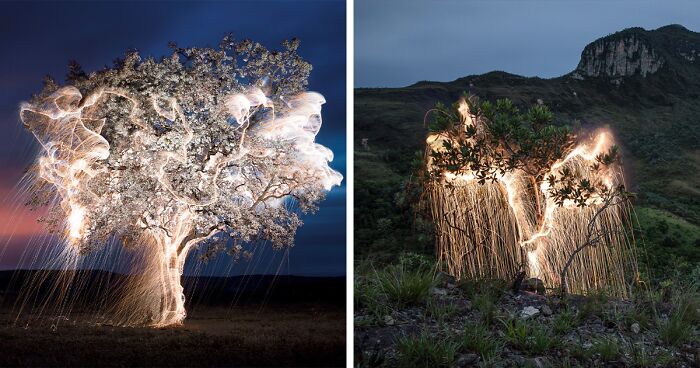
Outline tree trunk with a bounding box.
[152,251,187,327]
[530,177,545,233]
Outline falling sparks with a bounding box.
[19,38,342,326]
[426,100,637,297]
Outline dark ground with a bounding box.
[0,270,346,367]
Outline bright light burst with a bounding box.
[20,37,342,326]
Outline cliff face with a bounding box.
[572,25,700,80]
[575,34,664,78]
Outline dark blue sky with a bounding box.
[356,0,700,87]
[0,1,346,276]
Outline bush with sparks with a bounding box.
[425,95,637,297]
[20,36,342,326]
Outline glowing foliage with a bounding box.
[425,95,637,297]
[20,37,342,325]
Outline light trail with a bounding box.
[426,101,637,297]
[20,84,342,326]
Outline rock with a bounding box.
[456,353,479,367]
[631,322,640,334]
[576,34,664,78]
[541,305,553,316]
[354,315,372,325]
[383,315,394,326]
[512,355,526,366]
[431,287,448,296]
[435,271,456,286]
[521,306,540,319]
[526,357,549,368]
[360,138,369,150]
[522,278,545,295]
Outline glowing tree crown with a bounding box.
[425,96,637,297]
[21,37,342,326]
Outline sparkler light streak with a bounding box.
[426,99,637,297]
[19,38,342,326]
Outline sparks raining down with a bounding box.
[19,37,342,327]
[425,96,637,298]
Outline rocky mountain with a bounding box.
[572,25,700,79]
[574,32,664,78]
[355,25,700,270]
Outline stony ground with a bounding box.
[0,303,345,367]
[355,272,700,367]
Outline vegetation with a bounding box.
[501,318,559,354]
[589,337,622,362]
[356,25,700,367]
[396,332,458,368]
[356,252,700,367]
[355,25,700,279]
[1,304,345,367]
[355,253,435,322]
[552,309,579,334]
[460,323,502,361]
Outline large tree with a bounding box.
[21,36,342,326]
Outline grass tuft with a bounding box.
[552,309,579,335]
[425,299,457,325]
[396,331,458,368]
[501,318,558,355]
[460,323,502,361]
[658,312,693,347]
[375,262,435,307]
[590,337,621,362]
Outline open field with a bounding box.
[0,304,344,367]
[0,271,345,367]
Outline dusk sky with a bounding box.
[0,1,346,276]
[356,0,700,87]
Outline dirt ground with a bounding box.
[0,303,345,367]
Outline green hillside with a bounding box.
[355,25,700,276]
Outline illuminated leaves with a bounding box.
[427,95,625,210]
[428,96,575,184]
[23,36,340,257]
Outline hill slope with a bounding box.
[355,25,700,273]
